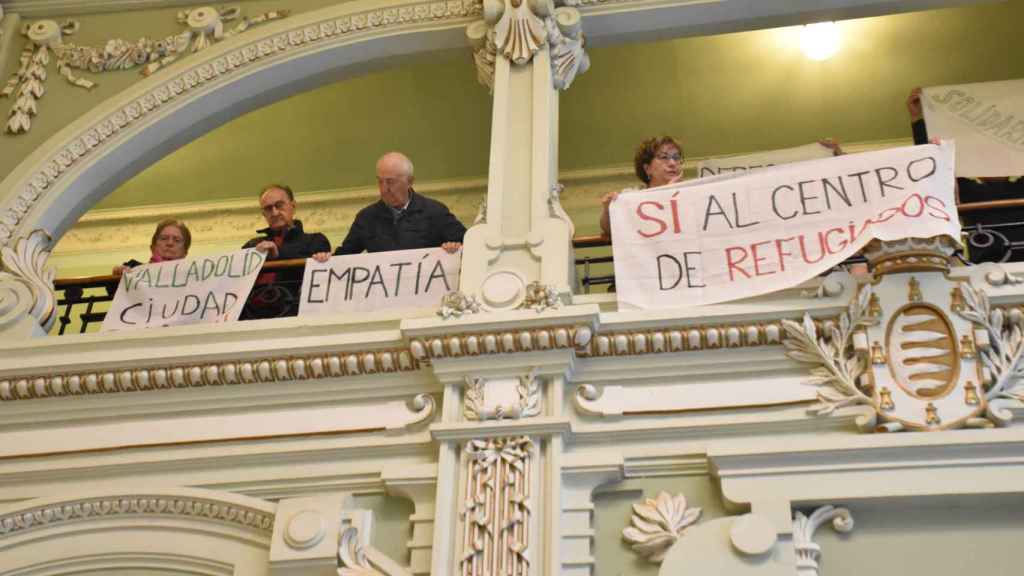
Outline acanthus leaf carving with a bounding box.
[546,7,588,90]
[518,281,560,313]
[793,505,854,576]
[0,229,56,333]
[622,491,702,563]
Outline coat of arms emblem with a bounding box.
[783,237,1024,432]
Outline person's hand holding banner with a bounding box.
[610,142,959,309]
[102,249,267,331]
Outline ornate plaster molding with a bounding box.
[3,7,289,134]
[338,524,413,576]
[464,366,540,420]
[409,323,592,363]
[0,494,275,537]
[792,505,854,576]
[519,281,560,313]
[437,290,483,320]
[0,0,483,248]
[622,491,701,563]
[784,237,1021,432]
[460,435,533,575]
[0,347,421,402]
[577,320,784,357]
[0,228,56,333]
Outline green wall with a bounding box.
[3,1,1024,212]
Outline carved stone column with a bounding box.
[461,0,589,311]
[425,355,577,575]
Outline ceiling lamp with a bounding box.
[800,21,841,61]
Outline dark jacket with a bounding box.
[240,220,330,320]
[913,119,1024,262]
[242,219,330,260]
[335,190,466,255]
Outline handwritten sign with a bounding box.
[610,142,959,309]
[923,79,1024,177]
[697,142,835,178]
[102,249,266,331]
[298,248,461,315]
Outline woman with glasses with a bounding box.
[112,219,192,275]
[600,136,685,236]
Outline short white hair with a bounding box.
[379,151,414,179]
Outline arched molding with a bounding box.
[0,0,484,250]
[0,486,277,547]
[0,0,973,255]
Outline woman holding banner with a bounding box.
[600,136,685,237]
[112,219,191,275]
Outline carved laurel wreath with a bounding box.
[782,283,1024,431]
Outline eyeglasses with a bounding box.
[655,153,682,162]
[157,235,185,245]
[261,200,292,214]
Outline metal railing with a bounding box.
[48,199,1024,333]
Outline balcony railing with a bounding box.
[49,200,1024,334]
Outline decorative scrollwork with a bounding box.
[2,8,289,134]
[0,229,55,332]
[338,525,386,576]
[622,491,702,563]
[793,505,854,576]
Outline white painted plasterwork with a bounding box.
[622,491,702,563]
[792,505,854,576]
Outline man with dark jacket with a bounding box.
[315,152,465,258]
[241,184,330,318]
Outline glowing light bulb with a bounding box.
[800,22,841,61]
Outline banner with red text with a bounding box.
[923,79,1024,177]
[696,142,835,178]
[102,249,266,331]
[298,247,461,315]
[610,142,959,309]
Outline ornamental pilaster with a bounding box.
[460,0,589,313]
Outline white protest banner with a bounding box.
[102,249,267,331]
[696,142,835,178]
[611,142,959,309]
[923,79,1024,177]
[298,247,461,315]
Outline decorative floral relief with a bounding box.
[461,436,533,576]
[793,505,854,576]
[622,491,702,563]
[518,281,560,313]
[438,290,482,319]
[2,7,289,134]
